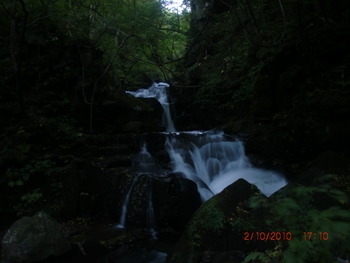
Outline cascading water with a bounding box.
[125,83,287,202]
[116,174,141,229]
[133,143,159,174]
[116,143,158,238]
[147,176,157,239]
[165,131,287,201]
[126,82,176,132]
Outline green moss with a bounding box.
[187,204,226,248]
[245,178,350,263]
[169,179,260,263]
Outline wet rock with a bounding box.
[111,172,201,230]
[1,211,71,263]
[104,247,167,263]
[154,173,201,230]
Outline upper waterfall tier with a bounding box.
[126,82,176,132]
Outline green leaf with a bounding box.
[271,197,300,215]
[243,251,268,263]
[248,193,267,209]
[282,239,312,263]
[15,180,24,186]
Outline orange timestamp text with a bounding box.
[244,232,293,241]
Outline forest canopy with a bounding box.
[0,0,190,219]
[0,0,190,110]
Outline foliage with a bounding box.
[0,0,190,221]
[187,198,226,249]
[0,113,82,218]
[47,0,189,87]
[243,251,274,263]
[245,178,350,262]
[183,0,350,154]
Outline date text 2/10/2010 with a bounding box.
[244,232,292,241]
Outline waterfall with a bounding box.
[117,143,158,237]
[133,143,158,174]
[166,131,288,201]
[126,82,176,132]
[116,174,142,229]
[147,176,157,239]
[124,82,287,203]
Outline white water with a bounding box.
[166,131,288,201]
[117,144,158,237]
[124,83,287,204]
[116,174,142,229]
[126,82,176,132]
[133,143,158,174]
[147,176,157,239]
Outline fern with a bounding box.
[245,179,350,263]
[283,239,313,263]
[243,251,270,263]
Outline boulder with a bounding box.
[1,211,71,263]
[169,179,261,263]
[154,173,202,230]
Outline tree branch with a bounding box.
[26,14,55,28]
[88,34,141,132]
[157,27,188,35]
[1,2,12,18]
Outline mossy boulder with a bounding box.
[169,179,262,263]
[1,212,71,263]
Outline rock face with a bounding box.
[91,95,164,133]
[1,211,71,263]
[111,172,201,230]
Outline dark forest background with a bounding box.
[1,0,350,262]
